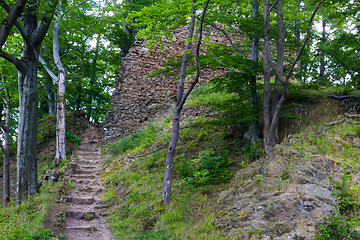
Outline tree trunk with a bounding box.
[270,0,285,146]
[17,44,39,204]
[319,17,326,81]
[262,0,323,154]
[1,0,58,206]
[295,0,301,81]
[245,0,261,143]
[262,0,272,154]
[1,97,10,208]
[162,8,196,205]
[45,74,56,114]
[53,22,66,162]
[162,0,209,205]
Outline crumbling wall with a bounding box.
[102,26,244,142]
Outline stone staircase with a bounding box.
[63,143,113,240]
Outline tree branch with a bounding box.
[200,18,243,56]
[324,118,360,126]
[269,0,279,12]
[285,0,324,82]
[327,94,360,99]
[39,55,58,81]
[178,0,210,110]
[32,0,58,45]
[269,57,285,83]
[0,0,28,40]
[344,112,360,118]
[0,50,25,71]
[0,0,27,49]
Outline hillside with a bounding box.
[102,84,360,239]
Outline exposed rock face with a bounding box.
[102,26,243,142]
[214,145,339,239]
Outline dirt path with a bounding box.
[63,125,113,240]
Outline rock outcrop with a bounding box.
[214,144,341,239]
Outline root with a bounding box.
[324,118,360,126]
[327,94,360,99]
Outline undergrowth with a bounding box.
[314,168,360,240]
[0,180,68,239]
[104,83,263,239]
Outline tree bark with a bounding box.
[0,88,10,208]
[269,0,285,146]
[162,0,209,205]
[53,22,66,162]
[262,0,323,154]
[262,0,272,154]
[0,0,58,205]
[245,0,261,143]
[319,17,326,81]
[17,45,40,203]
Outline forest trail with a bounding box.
[63,125,113,240]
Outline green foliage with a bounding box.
[135,230,170,240]
[314,168,360,240]
[37,115,56,146]
[177,146,232,186]
[333,169,360,214]
[103,116,231,239]
[253,174,264,184]
[280,170,290,180]
[0,180,68,239]
[65,129,81,147]
[108,123,160,155]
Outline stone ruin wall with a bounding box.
[102,26,245,142]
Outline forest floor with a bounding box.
[62,123,113,239]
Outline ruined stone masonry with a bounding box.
[102,26,243,142]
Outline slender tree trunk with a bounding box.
[270,0,285,146]
[262,0,272,154]
[245,0,261,143]
[162,6,196,205]
[319,17,326,81]
[162,0,209,205]
[262,0,323,154]
[1,97,10,208]
[295,0,301,81]
[44,74,56,114]
[53,22,66,162]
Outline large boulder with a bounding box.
[214,145,338,239]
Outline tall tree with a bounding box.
[262,0,323,154]
[162,0,209,205]
[39,17,66,163]
[0,0,58,205]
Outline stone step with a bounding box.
[75,186,103,194]
[65,211,96,220]
[72,179,100,185]
[76,165,98,169]
[67,196,96,204]
[77,160,99,165]
[65,225,98,232]
[75,156,100,159]
[75,151,101,155]
[71,175,96,180]
[75,169,98,174]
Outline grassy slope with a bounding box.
[104,82,360,239]
[103,84,263,239]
